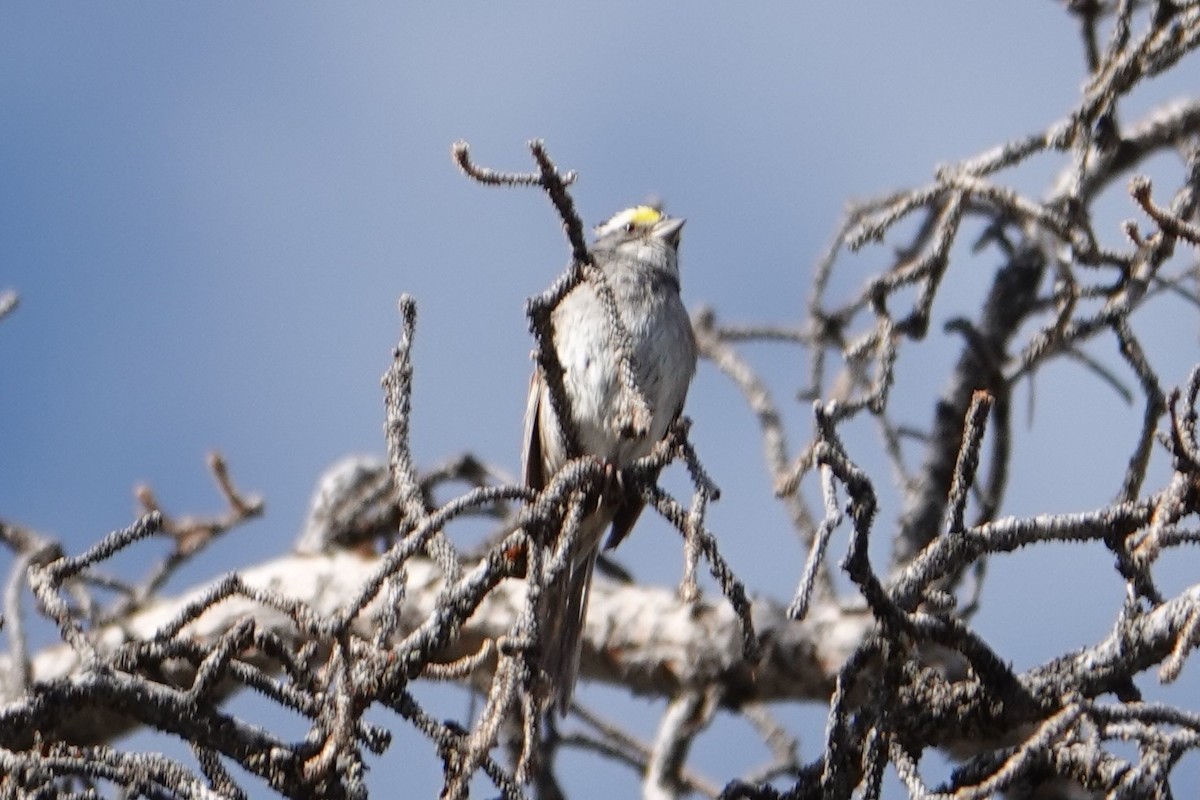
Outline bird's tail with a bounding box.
[540,547,599,716]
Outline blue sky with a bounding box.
[2,4,1199,797]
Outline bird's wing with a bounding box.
[604,485,649,552]
[524,366,603,716]
[521,369,546,491]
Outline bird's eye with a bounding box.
[624,222,636,233]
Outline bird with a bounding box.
[522,204,697,715]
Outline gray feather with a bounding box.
[523,209,697,716]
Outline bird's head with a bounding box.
[593,205,685,250]
[591,205,686,284]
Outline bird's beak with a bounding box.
[651,217,686,249]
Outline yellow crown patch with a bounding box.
[595,205,664,236]
[627,205,663,226]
